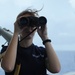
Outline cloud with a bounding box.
[0,0,10,5]
[13,0,35,7]
[58,32,74,37]
[0,0,7,3]
[0,0,35,7]
[54,44,75,51]
[69,0,75,8]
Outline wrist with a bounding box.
[41,36,49,41]
[13,32,19,37]
[43,39,51,45]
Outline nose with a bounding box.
[28,27,32,30]
[24,26,36,32]
[27,27,35,32]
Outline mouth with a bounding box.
[21,27,37,36]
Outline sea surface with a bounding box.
[0,51,75,75]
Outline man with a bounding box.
[1,8,61,75]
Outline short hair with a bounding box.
[17,8,40,19]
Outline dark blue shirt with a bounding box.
[1,44,47,75]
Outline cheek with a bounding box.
[30,31,36,36]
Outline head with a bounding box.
[17,8,39,18]
[17,8,40,40]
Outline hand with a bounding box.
[37,25,48,41]
[14,19,26,35]
[14,20,21,34]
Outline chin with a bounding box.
[25,35,33,39]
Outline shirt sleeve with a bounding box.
[0,46,8,61]
[39,46,47,58]
[0,45,8,54]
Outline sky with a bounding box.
[0,0,75,51]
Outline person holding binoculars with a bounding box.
[1,8,61,75]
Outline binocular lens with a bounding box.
[38,16,47,26]
[18,16,47,27]
[19,17,29,26]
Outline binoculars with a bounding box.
[18,16,47,28]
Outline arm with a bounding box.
[44,41,61,73]
[0,51,6,60]
[1,21,20,72]
[37,25,61,73]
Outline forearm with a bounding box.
[1,32,19,72]
[44,41,61,73]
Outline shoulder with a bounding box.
[34,44,45,51]
[33,44,47,57]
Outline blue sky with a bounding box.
[0,0,75,51]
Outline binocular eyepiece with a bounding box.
[18,16,47,28]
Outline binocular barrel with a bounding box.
[18,16,47,28]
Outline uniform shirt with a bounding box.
[1,44,47,75]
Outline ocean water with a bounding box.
[0,51,75,75]
[57,51,75,74]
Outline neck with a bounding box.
[19,38,33,48]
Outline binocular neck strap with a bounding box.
[19,27,37,42]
